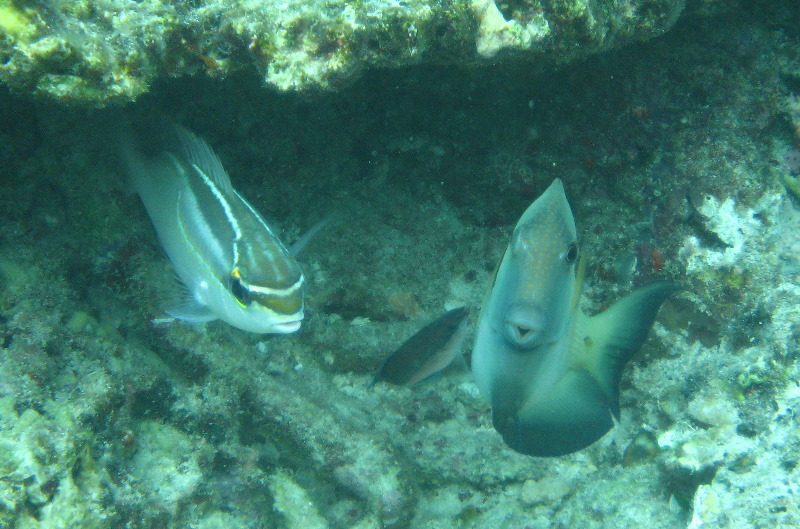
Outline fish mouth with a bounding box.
[270,320,302,334]
[502,302,546,348]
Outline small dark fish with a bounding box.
[372,307,469,387]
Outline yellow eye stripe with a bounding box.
[124,124,306,333]
[185,157,303,313]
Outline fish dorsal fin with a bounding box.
[579,280,681,412]
[172,125,234,195]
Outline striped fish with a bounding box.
[121,125,304,334]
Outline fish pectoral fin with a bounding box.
[582,280,682,406]
[166,299,218,323]
[493,368,615,457]
[157,271,217,324]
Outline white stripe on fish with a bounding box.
[121,124,305,334]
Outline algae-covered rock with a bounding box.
[0,0,696,105]
[127,420,214,513]
[269,471,330,529]
[0,397,110,528]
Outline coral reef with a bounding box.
[1,1,800,528]
[0,0,718,105]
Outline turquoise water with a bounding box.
[1,1,799,527]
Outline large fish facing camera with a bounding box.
[120,124,305,334]
[471,179,679,457]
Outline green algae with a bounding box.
[0,1,36,41]
[783,173,800,200]
[0,0,689,104]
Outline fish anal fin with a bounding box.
[581,280,682,404]
[495,368,615,457]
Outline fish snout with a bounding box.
[502,302,547,349]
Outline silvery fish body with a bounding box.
[121,125,304,334]
[472,179,678,456]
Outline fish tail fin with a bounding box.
[116,117,186,203]
[116,117,159,193]
[583,280,681,415]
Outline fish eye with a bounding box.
[565,242,579,264]
[230,271,251,306]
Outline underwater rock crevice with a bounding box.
[0,0,710,105]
